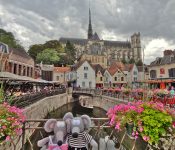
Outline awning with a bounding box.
[146,79,175,83]
[0,72,53,83]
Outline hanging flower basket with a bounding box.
[0,102,26,144]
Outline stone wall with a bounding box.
[1,93,73,150]
[93,95,127,111]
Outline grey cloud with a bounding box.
[0,0,174,63]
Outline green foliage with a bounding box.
[136,60,143,66]
[121,59,127,64]
[28,40,69,65]
[28,44,44,60]
[129,58,135,64]
[138,106,172,144]
[0,28,24,49]
[36,48,60,64]
[64,41,76,65]
[43,40,65,53]
[0,84,4,103]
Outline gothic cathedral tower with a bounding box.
[131,32,142,61]
[87,8,93,39]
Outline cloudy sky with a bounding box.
[0,0,175,64]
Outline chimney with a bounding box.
[163,50,173,56]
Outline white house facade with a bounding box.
[75,61,96,88]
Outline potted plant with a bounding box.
[0,102,25,145]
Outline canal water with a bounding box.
[24,101,108,150]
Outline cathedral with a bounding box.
[59,8,142,67]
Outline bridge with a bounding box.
[72,87,132,103]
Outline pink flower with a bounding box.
[2,126,7,129]
[135,135,138,139]
[5,136,11,141]
[143,136,150,142]
[139,126,143,132]
[132,132,135,136]
[115,122,120,130]
[172,122,175,128]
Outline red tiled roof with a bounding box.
[124,64,134,71]
[107,61,125,75]
[54,67,70,73]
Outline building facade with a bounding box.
[0,42,34,78]
[149,50,175,80]
[59,8,142,65]
[74,60,95,88]
[79,53,108,68]
[53,67,70,83]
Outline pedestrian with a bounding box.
[170,86,174,96]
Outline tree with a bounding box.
[28,44,44,61]
[0,28,24,49]
[64,41,76,65]
[129,58,135,64]
[43,40,64,53]
[28,40,65,62]
[36,48,60,64]
[122,59,127,64]
[136,60,143,66]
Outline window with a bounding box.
[134,77,137,81]
[169,68,175,78]
[115,77,117,81]
[121,77,124,81]
[150,70,157,79]
[134,71,137,75]
[100,77,103,81]
[82,82,85,87]
[56,76,59,81]
[84,73,87,79]
[84,66,88,70]
[89,82,92,88]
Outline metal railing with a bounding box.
[21,118,109,150]
[73,88,175,108]
[10,88,66,108]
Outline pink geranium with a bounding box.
[0,103,26,144]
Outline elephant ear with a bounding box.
[81,115,91,130]
[44,119,57,132]
[63,112,74,133]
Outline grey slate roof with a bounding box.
[92,64,105,75]
[91,32,100,40]
[9,48,32,60]
[150,55,175,66]
[59,37,131,48]
[104,40,131,48]
[59,37,87,45]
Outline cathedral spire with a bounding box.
[88,2,93,39]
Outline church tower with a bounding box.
[131,32,142,61]
[88,7,93,39]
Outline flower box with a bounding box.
[107,101,175,148]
